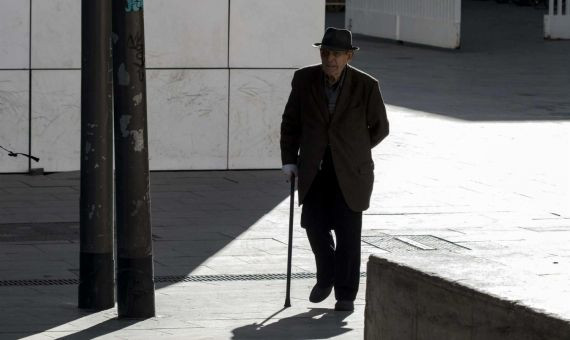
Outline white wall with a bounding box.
[229,0,324,68]
[147,69,229,170]
[0,0,30,172]
[345,0,461,49]
[0,0,29,69]
[0,71,29,173]
[145,0,229,68]
[0,0,325,173]
[228,69,295,169]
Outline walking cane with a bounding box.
[284,174,295,308]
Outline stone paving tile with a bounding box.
[2,187,78,196]
[0,200,36,208]
[0,179,30,189]
[16,179,81,188]
[153,230,232,242]
[50,193,80,201]
[0,193,58,202]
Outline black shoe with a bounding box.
[309,284,333,303]
[334,300,354,311]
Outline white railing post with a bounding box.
[455,0,462,25]
[545,0,570,39]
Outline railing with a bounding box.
[347,0,459,22]
[549,0,567,16]
[345,0,461,49]
[545,0,569,39]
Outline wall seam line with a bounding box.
[226,0,231,170]
[28,0,32,172]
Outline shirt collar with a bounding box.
[323,65,348,90]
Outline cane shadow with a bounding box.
[231,308,354,340]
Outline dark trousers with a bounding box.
[301,148,362,301]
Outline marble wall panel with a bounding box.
[228,69,294,169]
[145,0,228,68]
[147,69,229,170]
[0,0,30,69]
[0,71,29,173]
[229,0,324,68]
[31,0,81,69]
[31,70,81,172]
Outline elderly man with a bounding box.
[280,27,389,311]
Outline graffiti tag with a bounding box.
[127,32,145,81]
[125,0,143,12]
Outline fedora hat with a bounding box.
[313,27,359,51]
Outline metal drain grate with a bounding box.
[157,273,312,283]
[362,235,468,253]
[0,278,79,287]
[0,272,367,287]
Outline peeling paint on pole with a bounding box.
[79,0,114,310]
[119,115,132,137]
[133,93,142,106]
[131,130,144,152]
[118,63,130,86]
[112,0,155,318]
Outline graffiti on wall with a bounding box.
[125,0,144,12]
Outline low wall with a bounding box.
[365,255,570,340]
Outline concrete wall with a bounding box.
[0,0,325,173]
[364,256,570,340]
[345,0,461,49]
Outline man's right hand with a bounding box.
[281,164,298,182]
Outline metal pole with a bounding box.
[112,0,155,318]
[79,0,115,310]
[284,175,295,308]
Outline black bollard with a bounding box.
[78,0,115,310]
[112,0,155,318]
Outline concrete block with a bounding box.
[228,69,294,169]
[31,0,81,69]
[229,0,324,68]
[365,256,570,340]
[365,261,416,340]
[145,0,228,68]
[470,297,570,340]
[416,281,473,340]
[0,71,29,173]
[31,70,80,172]
[147,69,228,170]
[0,0,30,69]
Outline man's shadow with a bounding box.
[56,317,142,340]
[231,308,354,340]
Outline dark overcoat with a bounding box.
[280,64,389,212]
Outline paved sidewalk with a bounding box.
[1,2,570,339]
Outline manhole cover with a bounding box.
[362,235,468,253]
